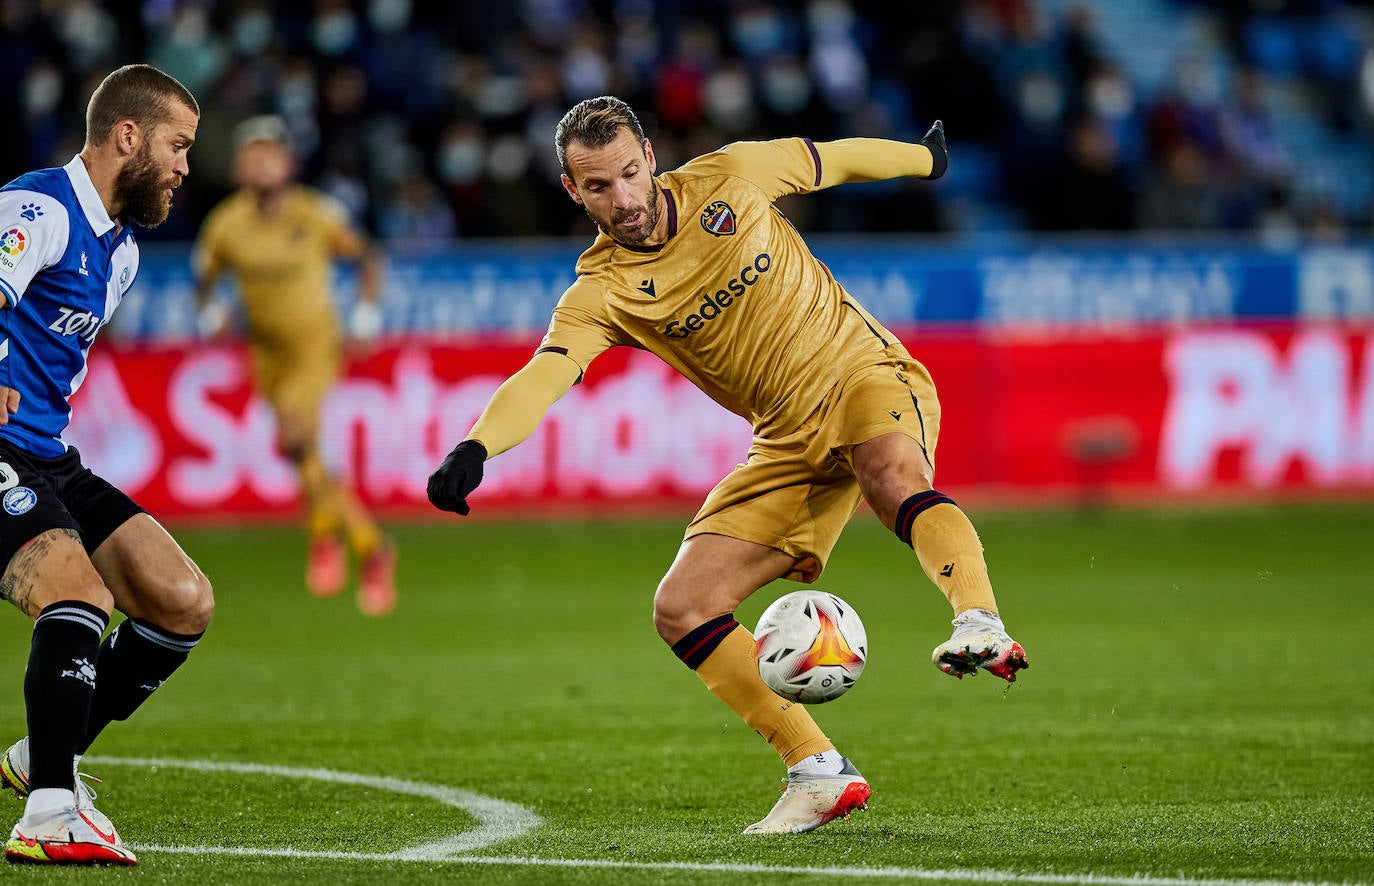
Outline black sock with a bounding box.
[79,618,202,755]
[26,601,108,790]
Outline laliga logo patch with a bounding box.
[700,201,736,237]
[3,486,36,516]
[0,224,29,274]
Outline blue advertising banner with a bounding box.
[115,238,1374,341]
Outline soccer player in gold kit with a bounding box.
[193,116,396,616]
[428,96,1029,833]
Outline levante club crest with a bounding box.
[700,201,736,236]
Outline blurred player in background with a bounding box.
[429,96,1029,834]
[0,64,214,866]
[193,116,396,617]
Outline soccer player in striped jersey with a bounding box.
[0,65,213,866]
[428,96,1028,834]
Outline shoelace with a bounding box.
[73,772,103,809]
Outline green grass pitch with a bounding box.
[1,502,1371,884]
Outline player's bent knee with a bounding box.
[142,572,214,635]
[185,574,215,633]
[652,584,707,646]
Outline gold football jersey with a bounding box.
[540,138,907,437]
[192,185,349,342]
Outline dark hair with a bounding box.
[85,64,199,146]
[554,96,646,173]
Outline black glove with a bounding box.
[921,119,947,180]
[427,440,487,516]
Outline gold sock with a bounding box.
[904,499,998,615]
[693,625,832,766]
[338,486,383,558]
[296,451,382,555]
[297,451,342,540]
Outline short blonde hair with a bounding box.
[86,64,199,146]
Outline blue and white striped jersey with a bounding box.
[0,155,139,458]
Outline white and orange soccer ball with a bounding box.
[753,590,867,704]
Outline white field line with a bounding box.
[83,754,542,859]
[112,848,1370,886]
[86,756,1366,886]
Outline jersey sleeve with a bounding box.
[679,139,825,202]
[0,189,70,309]
[812,138,935,188]
[312,191,366,259]
[536,278,623,377]
[191,204,226,281]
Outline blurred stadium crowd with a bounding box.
[3,0,1373,244]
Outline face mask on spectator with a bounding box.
[439,138,486,184]
[370,0,412,33]
[233,10,273,55]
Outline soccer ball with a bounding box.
[753,590,867,704]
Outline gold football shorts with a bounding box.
[249,332,341,447]
[686,349,941,582]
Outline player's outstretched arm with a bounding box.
[427,350,581,516]
[813,120,948,187]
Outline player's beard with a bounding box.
[114,141,177,228]
[592,181,661,246]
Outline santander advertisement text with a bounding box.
[65,325,1374,521]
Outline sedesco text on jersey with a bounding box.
[662,252,771,339]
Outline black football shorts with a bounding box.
[0,437,145,570]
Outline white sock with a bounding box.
[788,747,844,776]
[22,788,76,822]
[953,608,1003,629]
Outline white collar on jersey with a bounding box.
[62,154,117,237]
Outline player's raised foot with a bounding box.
[742,758,871,835]
[0,739,29,799]
[357,540,397,617]
[5,806,136,866]
[932,609,1028,681]
[307,537,348,598]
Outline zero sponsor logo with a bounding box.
[48,306,103,342]
[3,486,36,515]
[662,252,770,339]
[0,224,30,274]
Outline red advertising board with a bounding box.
[64,325,1374,522]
